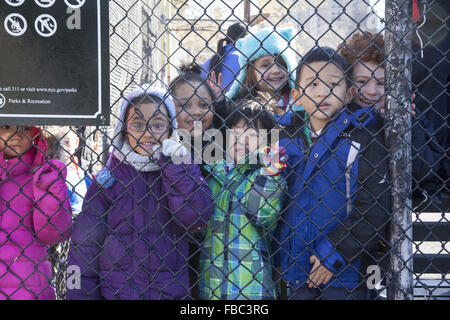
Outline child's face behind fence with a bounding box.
[253,55,288,94]
[228,119,261,163]
[125,103,170,157]
[293,61,352,130]
[0,126,33,160]
[351,61,385,112]
[59,131,79,164]
[173,82,214,138]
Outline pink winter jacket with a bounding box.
[0,131,72,300]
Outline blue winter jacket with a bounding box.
[274,105,391,290]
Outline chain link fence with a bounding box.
[0,0,448,300]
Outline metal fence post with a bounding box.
[385,0,414,300]
[244,0,251,23]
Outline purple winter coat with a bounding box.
[67,155,213,300]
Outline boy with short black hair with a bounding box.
[274,47,391,300]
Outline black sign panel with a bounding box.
[0,0,109,125]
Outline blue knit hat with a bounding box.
[226,27,297,100]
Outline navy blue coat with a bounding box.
[275,106,391,290]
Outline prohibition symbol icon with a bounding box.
[0,94,5,109]
[4,0,25,7]
[35,0,56,8]
[64,0,85,9]
[35,14,57,37]
[4,13,27,37]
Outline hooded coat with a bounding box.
[67,85,214,300]
[0,128,72,300]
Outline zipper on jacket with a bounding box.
[143,171,151,300]
[305,150,315,286]
[298,132,311,159]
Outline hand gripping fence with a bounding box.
[0,0,448,300]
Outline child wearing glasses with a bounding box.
[67,85,213,300]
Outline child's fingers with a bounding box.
[308,257,321,288]
[316,270,329,287]
[323,273,333,285]
[312,267,329,288]
[207,73,214,87]
[308,270,320,288]
[312,268,323,286]
[309,254,318,266]
[207,72,222,99]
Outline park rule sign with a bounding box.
[0,0,109,125]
